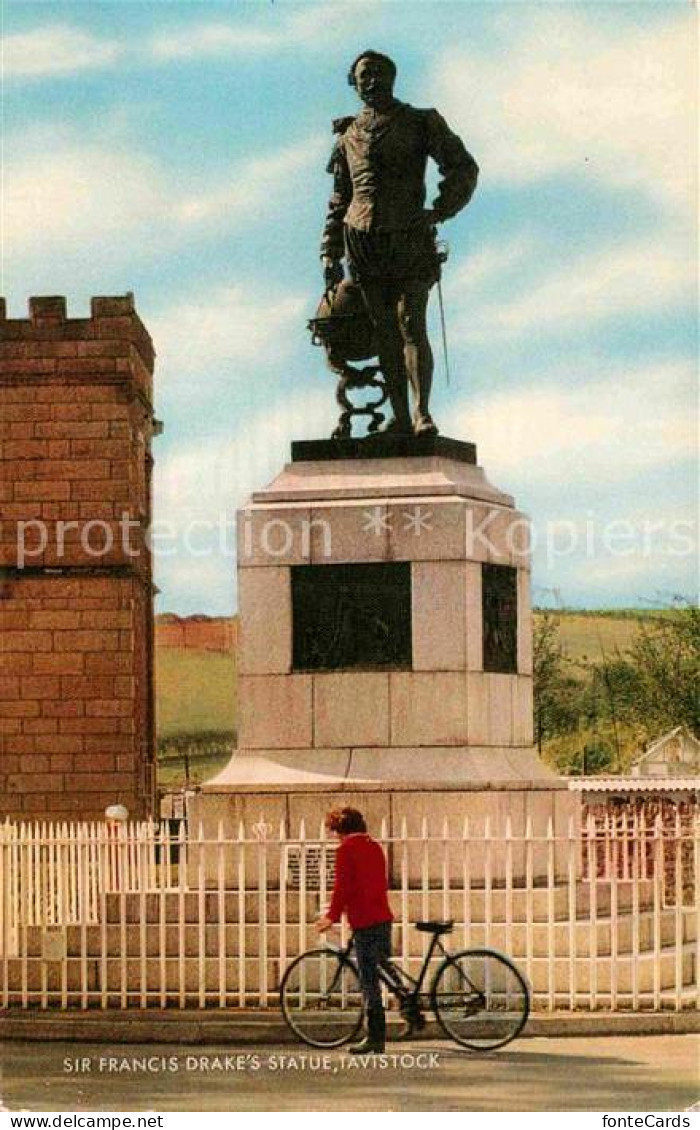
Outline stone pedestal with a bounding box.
[200,437,577,879]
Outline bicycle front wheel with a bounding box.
[431,948,530,1051]
[279,948,364,1048]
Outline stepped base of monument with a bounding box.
[205,745,552,788]
[191,755,577,883]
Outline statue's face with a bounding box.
[354,57,395,108]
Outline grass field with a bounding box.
[156,650,237,738]
[154,611,655,788]
[545,612,644,662]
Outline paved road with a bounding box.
[0,1036,697,1112]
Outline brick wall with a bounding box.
[0,295,157,820]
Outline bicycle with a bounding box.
[279,919,530,1052]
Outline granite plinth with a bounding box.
[250,452,512,506]
[291,435,477,464]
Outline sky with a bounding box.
[2,0,697,614]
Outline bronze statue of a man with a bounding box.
[321,50,478,436]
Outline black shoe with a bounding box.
[348,1034,386,1054]
[349,1006,386,1054]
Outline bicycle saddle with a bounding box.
[415,920,454,934]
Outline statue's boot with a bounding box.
[382,416,413,435]
[414,412,438,436]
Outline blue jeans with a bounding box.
[353,920,392,1012]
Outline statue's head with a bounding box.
[348,50,397,108]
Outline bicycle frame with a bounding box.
[332,931,458,1009]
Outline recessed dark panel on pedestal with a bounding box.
[292,562,412,671]
[482,563,518,674]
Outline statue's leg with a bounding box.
[397,284,436,435]
[360,280,412,433]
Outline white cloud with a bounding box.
[450,235,693,343]
[457,359,695,487]
[153,389,333,611]
[151,1,381,61]
[431,12,696,216]
[2,130,320,281]
[172,136,325,227]
[149,285,307,386]
[2,25,120,78]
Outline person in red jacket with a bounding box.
[316,806,393,1053]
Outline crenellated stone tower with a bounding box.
[0,295,158,820]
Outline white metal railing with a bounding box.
[0,814,697,1013]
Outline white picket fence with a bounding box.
[0,814,697,1013]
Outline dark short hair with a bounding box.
[347,50,397,88]
[325,807,367,835]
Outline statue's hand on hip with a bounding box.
[323,257,344,291]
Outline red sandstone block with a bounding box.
[0,359,56,376]
[33,654,84,675]
[83,735,132,754]
[29,610,77,630]
[0,677,20,699]
[72,439,128,461]
[117,718,135,735]
[59,717,118,735]
[78,504,115,521]
[35,421,109,440]
[54,630,120,653]
[41,700,84,718]
[2,701,40,718]
[3,440,49,460]
[0,718,22,735]
[7,423,36,439]
[13,754,50,774]
[0,482,13,501]
[55,357,117,376]
[73,753,115,772]
[20,676,60,699]
[109,422,132,438]
[70,480,130,502]
[3,735,36,754]
[80,610,131,630]
[51,404,87,421]
[14,481,70,501]
[2,631,52,653]
[72,772,132,792]
[116,755,136,771]
[33,734,79,754]
[0,387,41,403]
[91,404,127,421]
[2,503,42,519]
[23,718,58,734]
[49,754,74,771]
[0,610,30,630]
[0,756,20,774]
[7,773,63,793]
[60,675,114,699]
[84,653,132,675]
[113,676,135,697]
[86,699,131,718]
[47,441,72,459]
[0,654,33,676]
[17,794,48,813]
[0,403,52,422]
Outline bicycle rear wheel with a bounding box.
[431,948,530,1051]
[279,948,364,1048]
